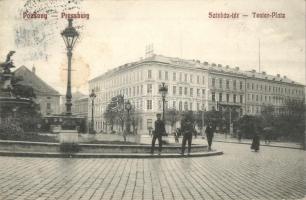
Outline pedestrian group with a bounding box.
[151,111,263,156]
[150,112,216,156]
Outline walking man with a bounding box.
[205,122,214,151]
[151,113,166,155]
[174,128,180,143]
[181,111,195,156]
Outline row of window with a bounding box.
[211,78,244,90]
[94,119,144,131]
[247,82,303,96]
[148,99,205,111]
[151,70,206,84]
[247,94,287,105]
[99,83,208,103]
[246,105,286,115]
[171,86,206,97]
[211,92,243,104]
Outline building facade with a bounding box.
[72,96,89,118]
[89,54,305,134]
[14,66,61,116]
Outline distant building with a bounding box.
[14,66,61,116]
[60,91,88,117]
[72,93,88,118]
[89,54,305,134]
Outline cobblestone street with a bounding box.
[0,143,305,200]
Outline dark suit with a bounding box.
[181,117,195,154]
[205,125,214,150]
[151,119,165,154]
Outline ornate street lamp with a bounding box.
[159,82,168,121]
[61,19,79,115]
[125,100,132,133]
[89,89,96,133]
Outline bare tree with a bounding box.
[103,106,116,132]
[129,108,141,135]
[164,108,180,134]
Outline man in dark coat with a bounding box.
[180,111,195,156]
[151,113,166,155]
[205,122,214,151]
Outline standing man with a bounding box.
[205,122,214,151]
[181,111,195,156]
[151,113,166,155]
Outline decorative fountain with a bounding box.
[0,51,34,124]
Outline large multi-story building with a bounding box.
[89,54,304,134]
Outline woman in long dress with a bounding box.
[250,124,260,152]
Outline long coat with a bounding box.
[250,124,260,150]
[154,119,166,136]
[251,135,260,150]
[180,117,195,137]
[205,126,214,138]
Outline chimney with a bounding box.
[211,63,216,67]
[235,67,239,71]
[283,75,287,79]
[32,65,36,74]
[225,65,229,69]
[203,61,208,65]
[217,64,222,67]
[251,69,256,73]
[262,71,266,75]
[277,74,280,77]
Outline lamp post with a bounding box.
[202,88,209,136]
[61,19,79,116]
[201,106,206,136]
[125,100,132,133]
[229,107,232,136]
[89,89,96,133]
[159,82,168,121]
[304,86,306,150]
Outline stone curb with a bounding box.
[0,150,223,159]
[214,140,302,150]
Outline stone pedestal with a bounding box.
[162,136,169,144]
[59,130,78,143]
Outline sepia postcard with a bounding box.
[0,0,305,200]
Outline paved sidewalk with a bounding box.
[0,150,223,158]
[140,134,302,149]
[212,133,302,149]
[0,143,305,200]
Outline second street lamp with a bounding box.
[89,89,96,133]
[61,18,79,116]
[125,100,132,133]
[159,82,168,121]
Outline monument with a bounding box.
[0,51,34,124]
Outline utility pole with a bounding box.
[304,86,306,150]
[201,105,205,136]
[258,38,261,73]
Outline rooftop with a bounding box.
[90,54,303,85]
[14,66,60,96]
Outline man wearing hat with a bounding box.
[205,121,215,151]
[180,111,195,156]
[151,113,166,155]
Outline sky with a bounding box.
[0,0,305,95]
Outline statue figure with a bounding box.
[0,51,16,96]
[0,51,16,73]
